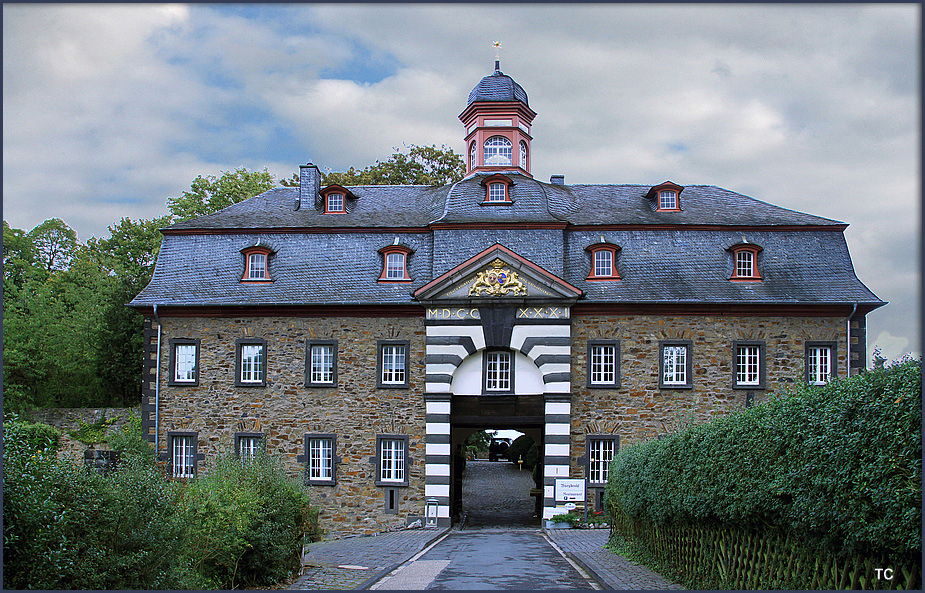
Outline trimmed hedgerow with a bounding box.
[606,358,922,564]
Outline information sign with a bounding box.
[554,478,586,502]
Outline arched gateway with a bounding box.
[415,244,582,526]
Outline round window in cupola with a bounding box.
[483,136,512,166]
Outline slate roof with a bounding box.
[130,174,883,309]
[467,67,529,107]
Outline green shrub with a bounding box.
[179,451,317,589]
[607,359,922,565]
[507,434,538,468]
[2,419,195,589]
[106,413,155,463]
[3,415,61,452]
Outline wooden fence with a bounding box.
[611,511,920,590]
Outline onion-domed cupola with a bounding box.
[459,60,537,177]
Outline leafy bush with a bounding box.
[2,419,195,589]
[3,418,318,590]
[67,413,122,447]
[4,415,61,452]
[106,413,155,463]
[507,434,538,468]
[179,451,318,589]
[607,359,922,564]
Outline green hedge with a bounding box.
[606,359,922,564]
[507,434,538,468]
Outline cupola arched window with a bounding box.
[484,136,512,166]
[470,141,477,170]
[519,141,528,170]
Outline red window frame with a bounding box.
[480,174,513,204]
[241,247,273,282]
[320,185,352,214]
[646,181,684,212]
[729,245,763,281]
[586,244,621,281]
[378,246,413,282]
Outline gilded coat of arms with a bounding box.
[468,259,527,296]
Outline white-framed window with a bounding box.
[519,141,528,169]
[487,182,507,202]
[483,136,512,166]
[806,344,834,385]
[594,249,613,277]
[238,435,261,461]
[379,437,406,483]
[248,252,267,279]
[663,345,688,386]
[310,344,335,384]
[659,190,678,210]
[386,252,406,279]
[484,351,512,392]
[171,434,195,479]
[470,141,477,170]
[379,343,407,386]
[326,192,344,213]
[589,343,617,385]
[736,250,755,278]
[308,437,333,481]
[736,344,761,386]
[174,344,197,382]
[236,339,267,386]
[588,437,617,484]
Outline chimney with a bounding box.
[550,175,565,185]
[300,162,322,208]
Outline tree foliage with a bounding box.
[318,144,465,187]
[167,167,276,220]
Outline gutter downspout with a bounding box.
[153,304,162,458]
[847,303,858,376]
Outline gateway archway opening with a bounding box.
[453,427,543,528]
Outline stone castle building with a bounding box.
[129,61,884,536]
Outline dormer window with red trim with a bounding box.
[326,192,344,213]
[481,174,513,204]
[728,243,763,281]
[646,181,684,212]
[319,184,354,214]
[585,242,621,281]
[240,244,274,283]
[378,244,413,283]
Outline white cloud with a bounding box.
[2,3,918,358]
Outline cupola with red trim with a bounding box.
[459,60,537,178]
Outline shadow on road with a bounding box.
[462,460,539,529]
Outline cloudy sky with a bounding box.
[3,4,919,364]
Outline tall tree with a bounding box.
[167,167,276,221]
[279,144,466,188]
[27,218,78,272]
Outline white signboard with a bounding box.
[555,478,586,502]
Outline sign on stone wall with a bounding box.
[555,478,586,502]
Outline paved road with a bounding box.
[462,459,538,528]
[371,530,598,590]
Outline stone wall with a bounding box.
[151,315,426,539]
[568,313,846,486]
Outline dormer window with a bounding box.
[240,244,274,282]
[319,184,355,214]
[484,136,512,166]
[729,243,763,281]
[480,174,513,204]
[586,242,621,281]
[326,192,344,213]
[378,244,413,283]
[646,181,684,211]
[659,190,678,210]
